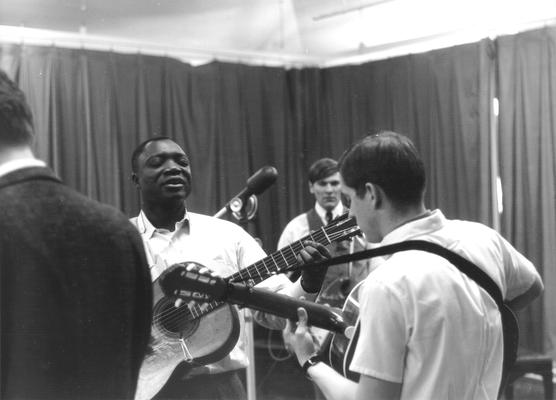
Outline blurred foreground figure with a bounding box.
[0,69,152,400]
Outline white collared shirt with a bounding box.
[277,201,345,249]
[130,209,290,375]
[0,158,46,178]
[350,209,540,399]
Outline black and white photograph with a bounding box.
[0,1,554,399]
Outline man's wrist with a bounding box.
[302,353,322,378]
[300,277,321,293]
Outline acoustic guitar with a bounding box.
[135,214,361,400]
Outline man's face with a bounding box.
[309,172,342,211]
[133,139,192,204]
[340,176,379,242]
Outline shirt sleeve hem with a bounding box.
[349,365,403,383]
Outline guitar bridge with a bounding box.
[179,337,193,361]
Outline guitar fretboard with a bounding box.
[184,216,358,321]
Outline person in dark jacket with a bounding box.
[0,69,153,400]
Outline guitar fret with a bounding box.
[278,250,289,268]
[287,244,296,262]
[319,226,331,244]
[245,262,263,283]
[308,231,316,242]
[269,252,278,270]
[260,259,271,276]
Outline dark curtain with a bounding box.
[0,46,292,251]
[318,40,494,224]
[0,41,492,245]
[497,27,556,355]
[3,35,550,353]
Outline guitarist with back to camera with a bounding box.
[283,131,543,400]
[129,137,332,400]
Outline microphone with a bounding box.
[214,166,278,219]
[159,263,350,335]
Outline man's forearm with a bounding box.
[307,362,358,400]
[281,278,320,300]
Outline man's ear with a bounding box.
[366,182,383,209]
[131,173,139,187]
[308,181,315,194]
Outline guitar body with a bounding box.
[326,280,364,381]
[310,277,362,346]
[135,277,240,400]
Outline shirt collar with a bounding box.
[0,158,46,178]
[137,208,190,238]
[381,209,446,245]
[314,201,345,221]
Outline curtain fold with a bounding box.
[497,27,556,355]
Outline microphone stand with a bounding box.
[215,195,259,400]
[232,201,258,400]
[213,169,276,400]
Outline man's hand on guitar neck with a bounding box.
[297,240,332,294]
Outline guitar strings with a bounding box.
[151,230,354,329]
[234,225,353,284]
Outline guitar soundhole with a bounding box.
[153,298,199,339]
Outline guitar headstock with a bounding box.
[324,213,362,243]
[159,262,226,302]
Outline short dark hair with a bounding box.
[308,158,338,183]
[339,131,426,208]
[131,136,173,173]
[0,69,34,146]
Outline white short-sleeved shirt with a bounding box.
[350,209,540,400]
[131,210,291,374]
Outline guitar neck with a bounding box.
[229,227,333,286]
[186,230,333,317]
[186,214,358,319]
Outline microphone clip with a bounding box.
[229,194,258,221]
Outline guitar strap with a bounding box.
[297,240,517,394]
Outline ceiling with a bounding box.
[1,0,555,67]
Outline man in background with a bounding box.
[130,136,329,400]
[0,69,152,399]
[278,158,371,308]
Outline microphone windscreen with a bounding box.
[246,166,278,195]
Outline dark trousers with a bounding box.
[152,369,246,400]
